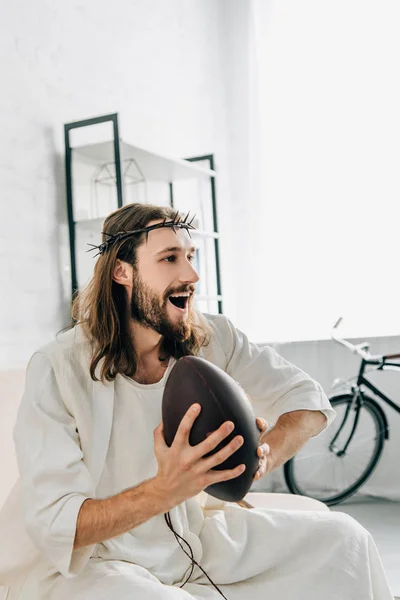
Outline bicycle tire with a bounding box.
[283,394,386,505]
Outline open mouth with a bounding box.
[168,294,190,311]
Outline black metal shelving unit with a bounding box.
[64,113,223,314]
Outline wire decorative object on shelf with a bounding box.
[91,158,148,218]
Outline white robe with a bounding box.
[0,313,393,599]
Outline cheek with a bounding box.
[156,268,177,292]
[140,264,167,290]
[138,261,176,299]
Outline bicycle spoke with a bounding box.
[285,395,386,504]
[296,457,330,481]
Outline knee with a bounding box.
[323,511,370,545]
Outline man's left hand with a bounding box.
[254,417,270,481]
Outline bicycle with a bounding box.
[284,318,400,506]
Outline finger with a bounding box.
[254,468,263,480]
[153,421,168,451]
[192,420,235,460]
[256,417,268,433]
[202,434,244,471]
[255,465,266,480]
[205,463,246,486]
[153,421,163,440]
[257,443,270,457]
[173,404,201,448]
[254,469,262,481]
[254,457,268,480]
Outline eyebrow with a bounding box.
[155,246,196,257]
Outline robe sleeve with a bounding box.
[13,351,96,577]
[214,316,336,434]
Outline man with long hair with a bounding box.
[1,203,393,599]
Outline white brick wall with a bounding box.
[0,0,236,370]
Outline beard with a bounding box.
[130,270,193,342]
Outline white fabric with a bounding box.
[91,365,205,586]
[244,491,330,511]
[0,313,393,599]
[33,509,394,600]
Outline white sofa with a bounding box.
[0,369,25,509]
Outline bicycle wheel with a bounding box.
[284,394,386,505]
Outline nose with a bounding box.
[179,259,200,285]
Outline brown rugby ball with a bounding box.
[162,356,260,501]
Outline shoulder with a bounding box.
[22,325,95,415]
[29,324,93,373]
[200,312,235,340]
[197,312,238,368]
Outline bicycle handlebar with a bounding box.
[331,318,372,359]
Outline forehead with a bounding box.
[140,219,195,254]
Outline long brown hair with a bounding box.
[61,203,211,383]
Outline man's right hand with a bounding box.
[152,403,245,511]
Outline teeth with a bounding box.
[169,292,190,298]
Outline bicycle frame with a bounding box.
[357,354,400,410]
[330,354,400,455]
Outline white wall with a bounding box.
[0,0,238,371]
[246,0,400,344]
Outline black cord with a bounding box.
[164,511,229,600]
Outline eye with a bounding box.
[162,254,195,263]
[163,255,176,263]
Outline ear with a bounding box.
[112,259,132,287]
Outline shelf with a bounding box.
[72,140,216,182]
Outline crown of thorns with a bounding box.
[86,211,196,258]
